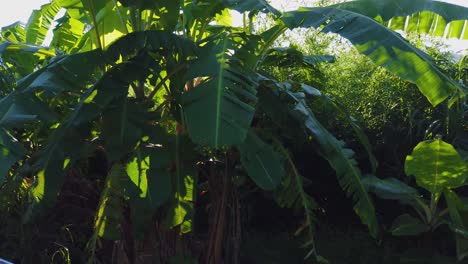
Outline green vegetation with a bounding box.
[0,0,467,263]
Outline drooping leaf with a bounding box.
[238,130,285,190]
[291,96,378,237]
[333,0,468,40]
[0,50,102,134]
[281,7,462,106]
[273,147,318,259]
[0,42,55,60]
[0,42,55,76]
[390,214,429,236]
[301,88,378,174]
[331,99,378,173]
[258,80,378,237]
[182,35,257,147]
[405,139,468,193]
[274,168,317,213]
[3,48,102,102]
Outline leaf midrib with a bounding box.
[214,38,229,147]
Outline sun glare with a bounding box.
[0,0,51,27]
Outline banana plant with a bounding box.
[1,0,468,262]
[364,138,468,260]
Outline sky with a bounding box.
[0,0,50,27]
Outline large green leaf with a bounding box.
[123,125,197,235]
[238,130,285,190]
[405,139,468,193]
[258,80,378,237]
[25,1,62,46]
[182,36,257,147]
[333,0,468,39]
[125,141,173,238]
[281,7,461,106]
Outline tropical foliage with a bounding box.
[0,0,467,263]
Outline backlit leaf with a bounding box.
[405,139,468,193]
